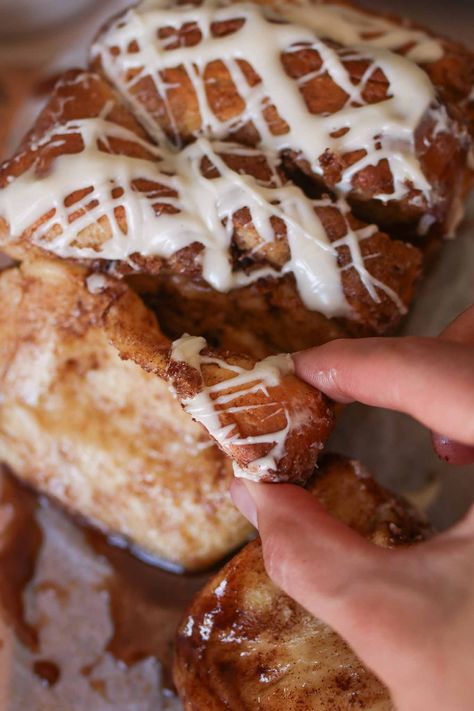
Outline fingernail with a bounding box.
[432,432,474,466]
[230,478,258,529]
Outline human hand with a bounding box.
[231,305,474,711]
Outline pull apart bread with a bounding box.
[0,69,423,356]
[90,0,474,242]
[0,0,471,566]
[0,259,334,569]
[174,454,431,710]
[0,3,467,704]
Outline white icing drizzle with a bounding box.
[92,0,445,202]
[86,273,110,293]
[170,334,295,480]
[0,115,404,317]
[274,0,444,64]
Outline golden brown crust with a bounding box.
[319,0,474,134]
[0,70,175,267]
[308,454,430,546]
[173,454,430,709]
[92,0,473,241]
[0,65,425,369]
[0,258,252,571]
[96,18,395,149]
[104,287,336,484]
[18,68,152,150]
[0,68,422,345]
[0,260,334,496]
[176,348,335,483]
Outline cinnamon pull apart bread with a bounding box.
[0,69,422,351]
[174,454,431,710]
[92,0,474,242]
[0,260,334,570]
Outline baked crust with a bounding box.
[103,284,336,483]
[0,258,251,570]
[0,259,335,568]
[0,69,422,347]
[318,0,474,135]
[174,454,430,709]
[92,0,473,241]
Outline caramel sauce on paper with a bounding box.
[86,529,210,687]
[0,468,211,694]
[33,659,61,688]
[0,470,42,651]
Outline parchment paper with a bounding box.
[0,1,473,708]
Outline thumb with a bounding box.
[230,477,384,624]
[230,477,449,708]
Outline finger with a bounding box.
[293,337,474,446]
[439,304,474,344]
[231,477,434,693]
[231,478,384,621]
[232,478,474,710]
[432,306,474,460]
[432,433,474,466]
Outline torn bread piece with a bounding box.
[103,294,336,484]
[167,335,335,482]
[174,454,431,710]
[0,258,253,571]
[0,69,422,343]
